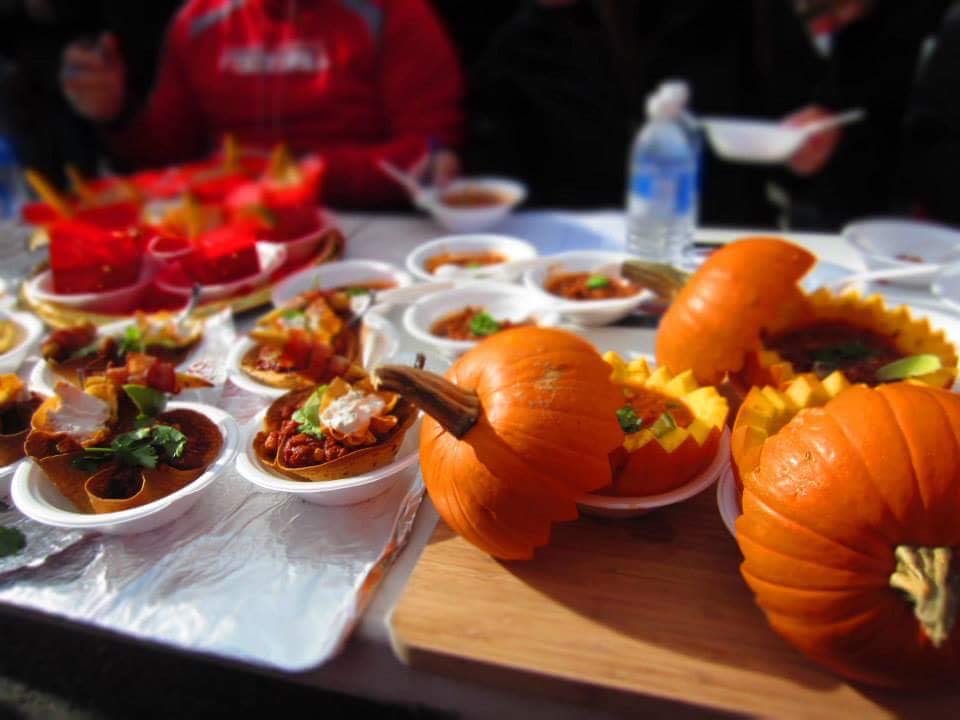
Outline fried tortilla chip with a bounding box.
[240,344,366,390]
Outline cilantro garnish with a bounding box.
[585,275,611,290]
[469,312,501,337]
[292,385,328,440]
[124,384,167,419]
[650,412,677,439]
[344,287,371,297]
[0,527,26,558]
[118,325,144,356]
[72,424,187,472]
[616,406,643,434]
[465,263,483,270]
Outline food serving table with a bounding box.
[0,212,953,719]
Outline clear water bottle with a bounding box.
[625,87,697,263]
[0,136,25,221]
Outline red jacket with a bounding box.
[110,0,463,206]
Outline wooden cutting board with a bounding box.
[390,490,959,718]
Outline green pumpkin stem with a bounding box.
[619,261,690,301]
[375,365,480,439]
[889,545,958,648]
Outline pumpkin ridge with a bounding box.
[741,490,889,571]
[924,388,960,543]
[875,388,932,526]
[742,567,888,623]
[738,529,889,591]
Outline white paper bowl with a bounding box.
[0,311,44,375]
[405,234,537,283]
[702,118,806,164]
[227,312,399,398]
[421,177,527,233]
[577,430,730,518]
[155,241,287,304]
[271,259,413,308]
[236,411,421,506]
[11,401,239,535]
[24,262,153,314]
[716,466,741,538]
[523,251,653,326]
[845,218,960,288]
[261,209,338,267]
[0,457,25,498]
[402,281,556,359]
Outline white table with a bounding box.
[282,211,939,719]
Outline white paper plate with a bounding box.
[227,312,399,398]
[236,411,421,506]
[271,258,412,309]
[405,234,537,283]
[716,466,741,538]
[11,402,239,535]
[0,311,44,375]
[577,430,730,518]
[846,218,960,288]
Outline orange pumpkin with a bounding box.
[377,327,623,560]
[737,382,960,687]
[654,237,957,391]
[601,352,727,496]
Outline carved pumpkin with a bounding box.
[652,237,957,391]
[601,352,727,496]
[377,327,623,560]
[737,382,960,687]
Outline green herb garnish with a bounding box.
[616,406,644,434]
[650,412,677,439]
[123,384,167,419]
[0,527,26,558]
[585,275,611,290]
[465,263,483,270]
[71,424,188,472]
[875,354,943,382]
[469,312,501,337]
[118,325,144,356]
[291,385,328,440]
[344,287,371,297]
[811,342,878,365]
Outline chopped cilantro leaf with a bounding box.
[0,527,26,558]
[616,406,643,434]
[585,275,611,290]
[72,424,187,472]
[469,312,501,337]
[124,384,167,418]
[650,412,677,439]
[292,385,328,440]
[344,287,371,297]
[118,325,144,356]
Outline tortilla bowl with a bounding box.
[0,393,43,467]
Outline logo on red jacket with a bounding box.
[219,42,330,75]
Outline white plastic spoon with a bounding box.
[830,263,944,290]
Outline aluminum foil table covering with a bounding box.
[0,384,424,672]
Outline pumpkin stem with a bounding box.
[620,261,690,300]
[375,365,480,439]
[889,545,958,648]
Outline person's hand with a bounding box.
[410,148,461,189]
[61,33,127,124]
[783,105,842,176]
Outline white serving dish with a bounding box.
[845,218,960,288]
[227,311,399,398]
[420,177,527,233]
[576,430,730,518]
[0,457,26,498]
[405,234,537,283]
[0,311,43,375]
[716,465,741,539]
[236,411,421,506]
[155,241,287,304]
[271,259,413,308]
[11,401,239,535]
[523,250,653,326]
[702,118,810,164]
[402,281,557,359]
[24,262,153,314]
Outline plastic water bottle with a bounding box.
[625,87,697,263]
[0,136,25,221]
[657,81,703,228]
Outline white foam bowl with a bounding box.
[421,177,527,233]
[577,430,730,518]
[236,411,421,506]
[716,465,741,539]
[405,234,537,283]
[155,241,287,304]
[0,457,26,498]
[11,401,239,535]
[403,281,557,359]
[0,311,44,375]
[523,251,653,326]
[227,312,399,398]
[702,118,807,164]
[271,259,412,308]
[24,262,153,314]
[845,218,960,288]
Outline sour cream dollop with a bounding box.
[319,389,386,437]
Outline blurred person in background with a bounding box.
[900,2,960,226]
[61,0,463,208]
[0,0,180,186]
[465,0,824,226]
[773,0,951,229]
